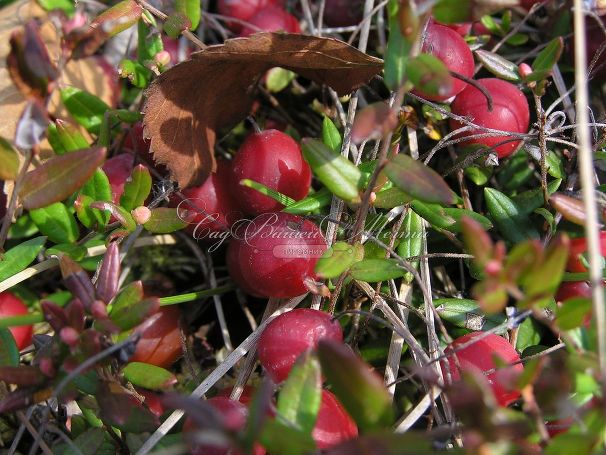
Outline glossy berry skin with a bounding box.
[450,78,530,158]
[0,292,32,351]
[257,308,342,383]
[313,390,358,449]
[556,281,592,302]
[130,307,183,368]
[231,130,311,215]
[413,23,474,101]
[217,0,281,32]
[239,6,301,37]
[566,232,606,273]
[227,213,327,298]
[184,397,265,455]
[443,331,523,407]
[170,161,241,238]
[137,388,165,417]
[102,153,135,204]
[323,0,363,27]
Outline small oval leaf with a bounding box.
[123,362,177,390]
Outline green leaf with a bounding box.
[396,210,423,283]
[118,59,153,88]
[373,187,412,209]
[122,362,177,390]
[410,200,492,233]
[282,188,332,215]
[407,53,453,98]
[260,418,317,455]
[8,214,39,239]
[315,242,363,279]
[318,340,393,430]
[109,281,144,314]
[163,12,191,39]
[322,116,342,153]
[143,208,188,233]
[0,236,46,282]
[175,0,200,29]
[239,179,296,207]
[55,428,116,455]
[522,235,570,300]
[46,243,87,261]
[137,19,163,63]
[266,67,296,92]
[384,0,411,90]
[301,138,362,203]
[98,382,159,433]
[37,0,75,14]
[350,259,404,282]
[77,169,112,229]
[511,178,561,215]
[19,147,107,210]
[530,37,564,79]
[484,187,538,243]
[30,202,79,244]
[474,50,521,82]
[60,87,110,134]
[89,201,136,231]
[384,154,456,205]
[277,353,322,434]
[432,0,471,23]
[110,297,159,331]
[47,120,89,155]
[515,317,543,352]
[434,298,506,332]
[555,298,592,331]
[120,165,152,211]
[0,137,19,180]
[0,329,19,367]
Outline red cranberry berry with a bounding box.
[313,390,358,449]
[450,78,530,158]
[257,308,342,383]
[566,232,606,273]
[102,153,135,204]
[231,130,311,215]
[170,160,241,238]
[443,331,523,406]
[217,0,282,32]
[323,0,363,27]
[0,292,33,351]
[556,281,592,302]
[239,6,301,37]
[184,397,265,455]
[412,23,474,101]
[130,306,183,368]
[226,212,326,298]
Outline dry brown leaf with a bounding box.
[143,32,383,189]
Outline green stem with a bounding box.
[0,313,44,329]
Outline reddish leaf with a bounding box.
[59,256,96,309]
[550,193,587,226]
[7,19,58,100]
[66,0,143,58]
[65,299,86,332]
[0,366,46,387]
[97,381,159,433]
[0,387,51,414]
[351,102,399,144]
[143,32,383,188]
[96,242,121,304]
[19,147,106,210]
[461,216,494,268]
[40,300,69,332]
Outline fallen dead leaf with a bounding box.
[143,32,383,189]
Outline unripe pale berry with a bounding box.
[449,78,530,158]
[257,308,343,383]
[226,213,326,298]
[443,331,523,406]
[231,130,311,215]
